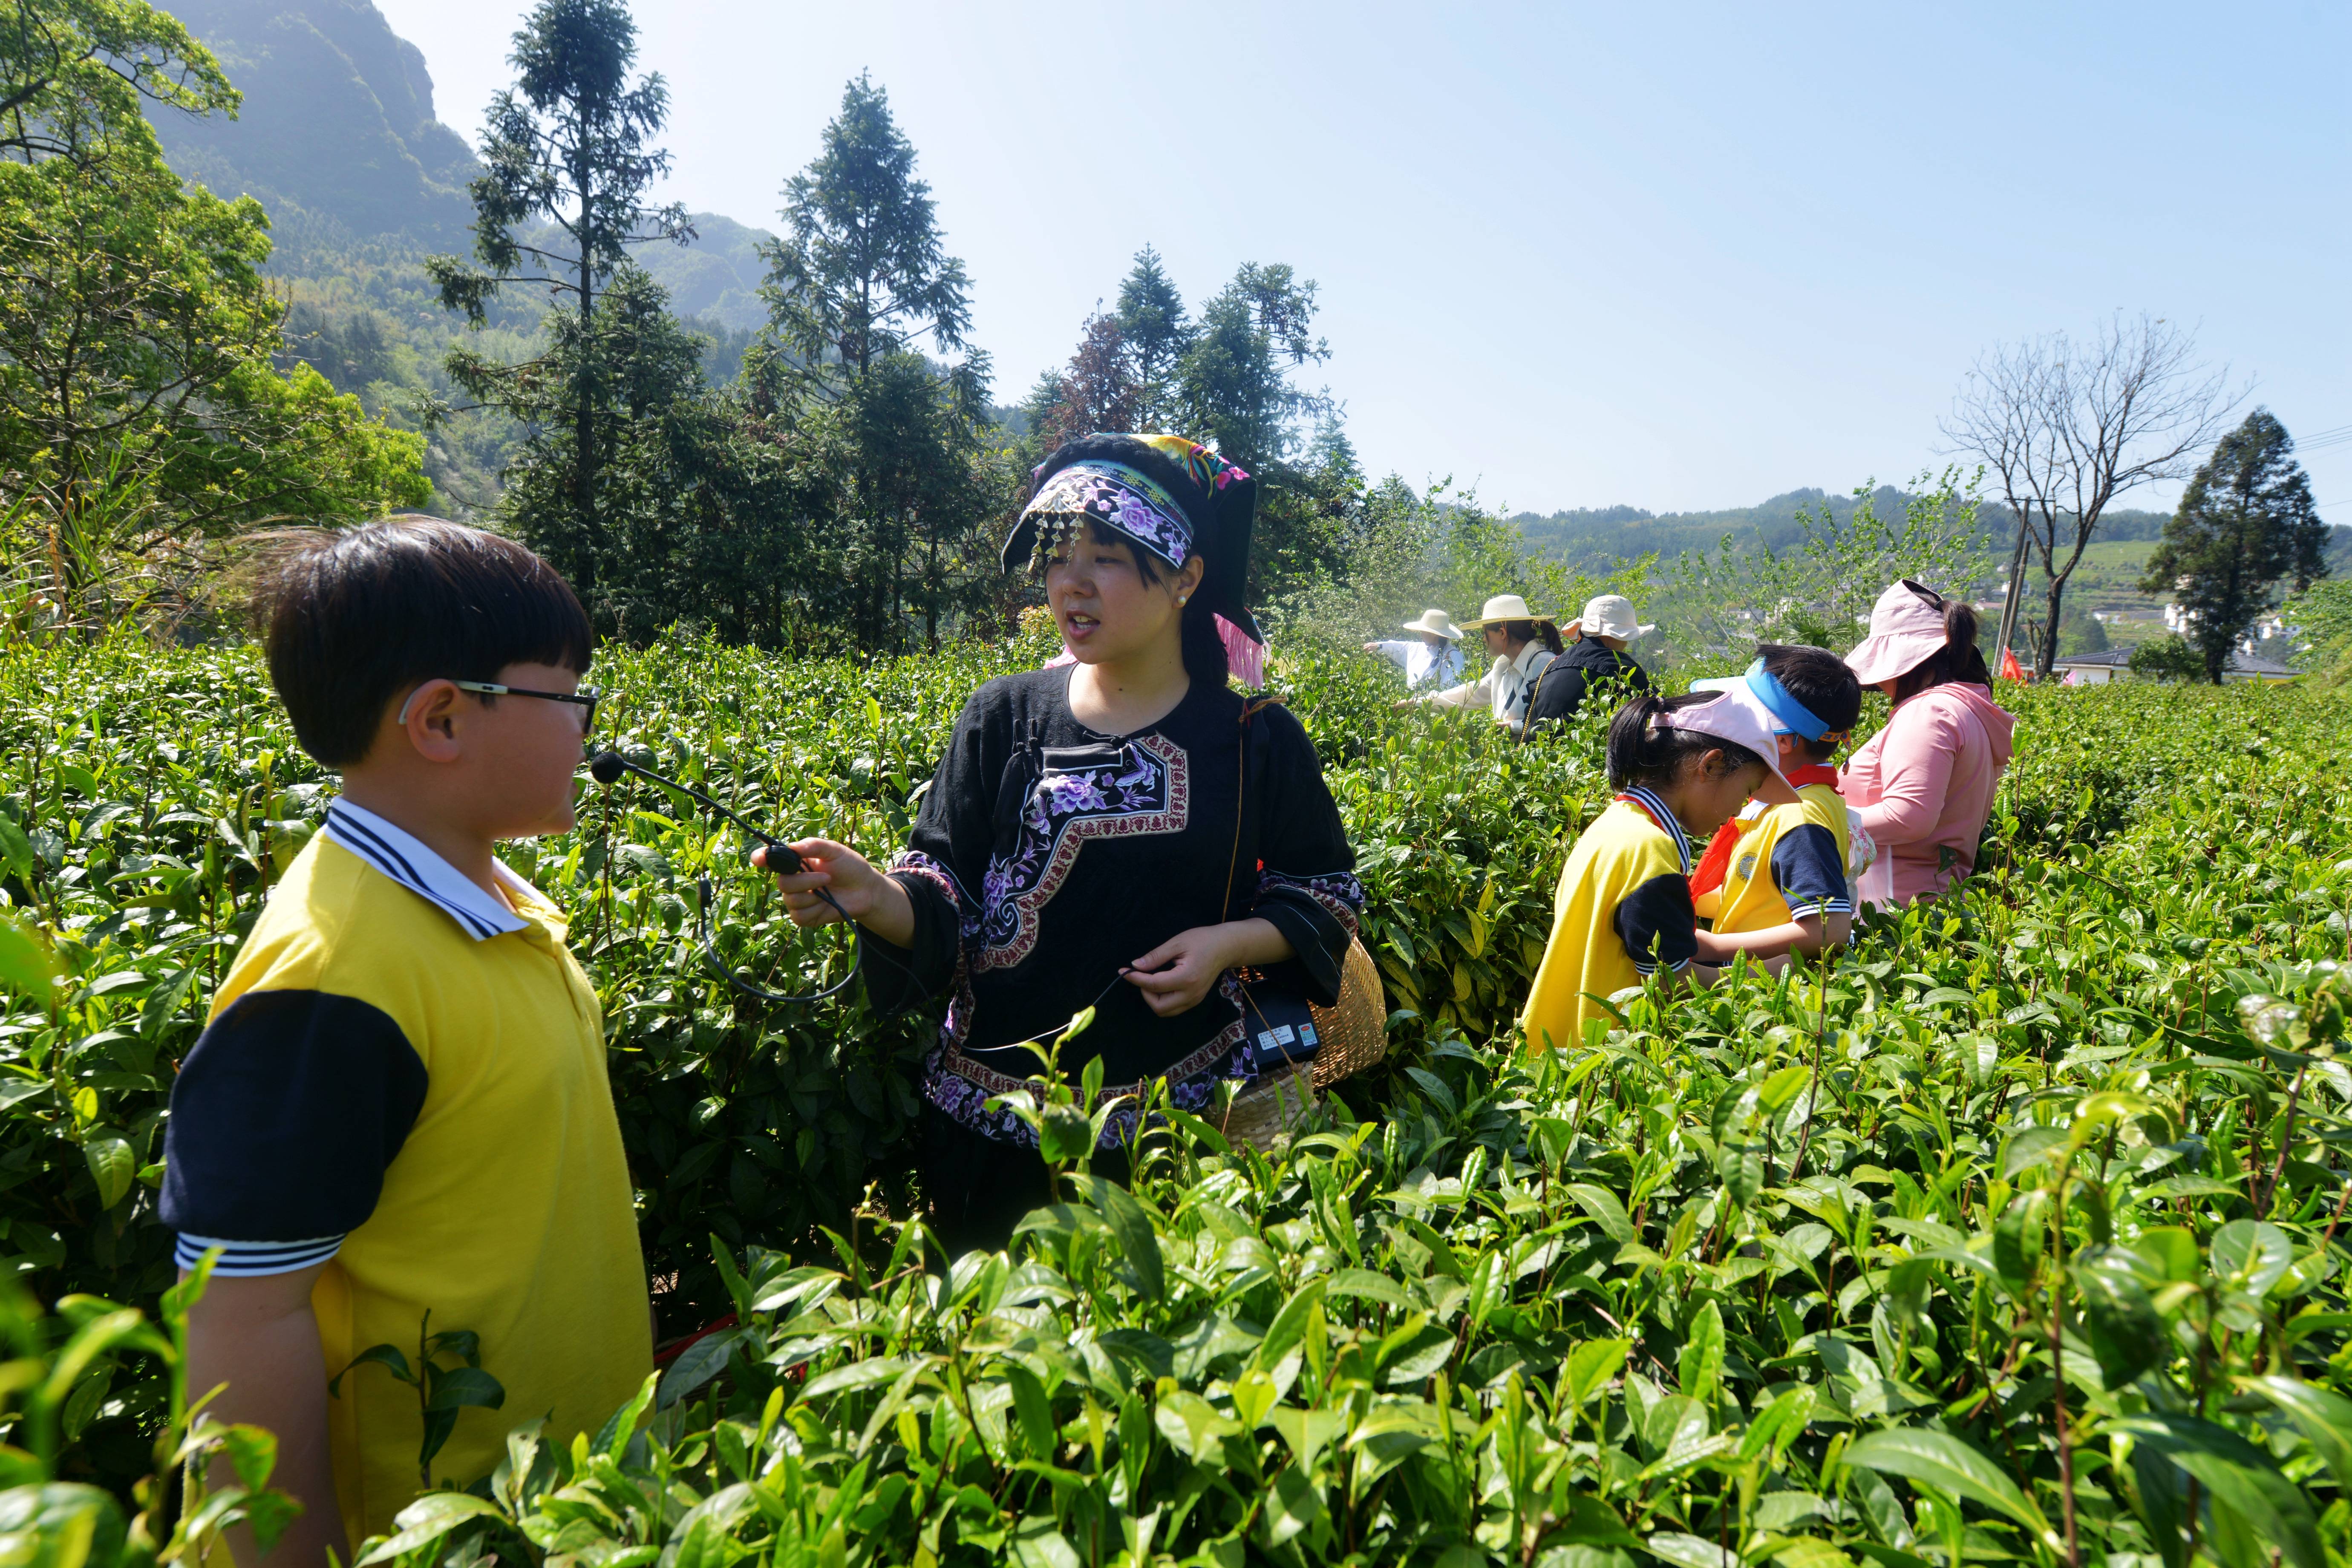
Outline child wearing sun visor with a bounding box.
[1520,680,1790,1051]
[1690,644,1863,963]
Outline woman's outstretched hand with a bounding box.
[1125,918,1291,1017]
[755,839,917,947]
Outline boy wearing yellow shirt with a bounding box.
[1692,645,1862,963]
[162,521,651,1563]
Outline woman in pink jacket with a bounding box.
[1841,581,2017,908]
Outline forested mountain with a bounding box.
[142,0,768,509]
[1513,487,2179,570]
[152,0,771,300]
[151,0,474,255]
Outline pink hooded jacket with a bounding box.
[1841,682,2016,907]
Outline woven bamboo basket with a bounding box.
[1216,939,1389,1153]
[1309,937,1388,1087]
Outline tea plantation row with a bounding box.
[1,633,2348,1568]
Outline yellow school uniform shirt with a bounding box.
[1520,787,1697,1051]
[1711,780,1853,934]
[162,801,650,1551]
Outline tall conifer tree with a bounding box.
[2141,409,2329,683]
[426,0,691,597]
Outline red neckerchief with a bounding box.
[1691,817,1744,896]
[1788,764,1842,792]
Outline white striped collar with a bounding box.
[1616,786,1694,874]
[321,798,529,942]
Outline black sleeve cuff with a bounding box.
[862,869,962,1014]
[1255,895,1349,1006]
[1771,824,1852,916]
[160,989,427,1242]
[1614,873,1698,975]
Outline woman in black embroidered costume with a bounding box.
[758,433,1362,1255]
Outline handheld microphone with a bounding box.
[584,748,851,1006]
[588,750,801,874]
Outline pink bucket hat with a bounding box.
[1671,680,1792,791]
[1845,580,1952,686]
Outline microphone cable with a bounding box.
[585,749,917,1008]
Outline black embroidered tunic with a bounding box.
[863,666,1362,1147]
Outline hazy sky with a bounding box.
[375,0,2350,519]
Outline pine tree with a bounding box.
[1176,263,1329,472]
[759,73,970,383]
[1114,247,1189,428]
[758,75,999,652]
[2140,409,2329,683]
[425,0,691,597]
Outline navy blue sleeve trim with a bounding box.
[161,989,428,1242]
[1771,823,1851,918]
[1614,873,1698,976]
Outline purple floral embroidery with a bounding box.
[975,732,1190,971]
[1257,868,1365,939]
[1019,463,1194,569]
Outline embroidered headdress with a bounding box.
[1006,432,1265,644]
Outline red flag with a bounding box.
[1999,647,2025,682]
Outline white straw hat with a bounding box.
[1401,608,1462,640]
[1459,593,1556,630]
[1575,594,1654,642]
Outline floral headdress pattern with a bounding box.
[1005,432,1265,646]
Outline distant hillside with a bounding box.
[152,0,475,254]
[1513,487,2179,571]
[144,0,776,509]
[154,0,772,313]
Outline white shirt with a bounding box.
[1369,638,1466,691]
[1425,641,1556,730]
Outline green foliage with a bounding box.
[2286,577,2352,683]
[1660,470,1991,664]
[0,1262,301,1565]
[330,1314,508,1488]
[2128,636,2208,683]
[747,74,1002,655]
[757,74,969,380]
[2142,410,2330,685]
[426,0,693,606]
[9,630,2352,1568]
[0,137,428,632]
[0,0,238,170]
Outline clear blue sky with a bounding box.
[378,0,2351,520]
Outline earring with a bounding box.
[1177,595,1188,606]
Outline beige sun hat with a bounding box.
[1401,608,1462,639]
[1459,593,1556,630]
[1573,594,1655,642]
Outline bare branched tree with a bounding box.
[1941,314,2245,677]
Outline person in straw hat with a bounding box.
[1412,593,1563,732]
[1363,608,1466,692]
[1522,593,1654,741]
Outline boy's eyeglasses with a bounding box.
[448,680,600,735]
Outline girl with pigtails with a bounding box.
[1519,685,1788,1051]
[756,434,1362,1255]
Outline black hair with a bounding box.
[1756,643,1863,761]
[1887,581,1991,703]
[1064,518,1230,687]
[1498,618,1565,656]
[248,517,593,767]
[1605,691,1767,792]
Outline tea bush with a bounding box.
[3,634,2349,1568]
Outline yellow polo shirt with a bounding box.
[1521,788,1696,1052]
[163,801,650,1550]
[1711,781,1853,934]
